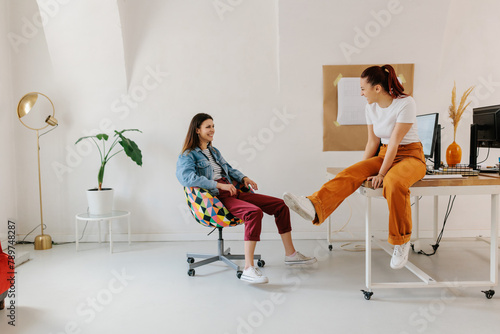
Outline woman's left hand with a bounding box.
[367,174,384,189]
[243,177,258,191]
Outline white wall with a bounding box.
[8,0,500,242]
[0,0,17,246]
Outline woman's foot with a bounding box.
[285,251,317,265]
[240,266,269,284]
[390,242,410,269]
[283,193,316,221]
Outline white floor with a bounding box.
[2,238,500,334]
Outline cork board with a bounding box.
[323,63,414,151]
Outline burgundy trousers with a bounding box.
[216,178,292,241]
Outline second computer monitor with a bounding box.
[416,112,439,159]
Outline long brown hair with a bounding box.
[181,113,213,153]
[361,64,407,98]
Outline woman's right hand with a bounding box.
[217,182,237,196]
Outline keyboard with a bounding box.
[479,168,499,173]
[426,166,479,176]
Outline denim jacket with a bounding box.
[176,146,246,196]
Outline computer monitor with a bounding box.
[469,104,500,169]
[472,104,500,148]
[416,113,439,158]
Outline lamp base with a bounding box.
[34,234,52,250]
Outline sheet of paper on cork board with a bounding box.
[322,63,414,151]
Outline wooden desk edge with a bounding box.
[327,167,500,188]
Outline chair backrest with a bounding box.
[183,187,243,228]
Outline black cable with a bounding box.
[411,196,422,206]
[79,222,89,241]
[477,146,491,164]
[16,224,47,244]
[53,221,90,245]
[412,195,456,256]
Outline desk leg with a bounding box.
[327,215,332,250]
[75,218,79,252]
[491,194,499,285]
[128,216,131,246]
[433,196,439,240]
[366,196,372,291]
[109,219,113,254]
[415,196,420,240]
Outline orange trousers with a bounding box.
[308,142,426,245]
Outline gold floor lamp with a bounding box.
[17,92,58,250]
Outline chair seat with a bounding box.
[184,186,244,228]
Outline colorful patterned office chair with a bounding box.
[183,186,264,278]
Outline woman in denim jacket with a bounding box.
[177,113,316,284]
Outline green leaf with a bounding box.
[75,135,95,145]
[96,133,109,141]
[118,136,143,166]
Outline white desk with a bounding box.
[327,168,499,299]
[75,210,131,253]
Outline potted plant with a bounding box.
[446,82,474,166]
[75,129,143,215]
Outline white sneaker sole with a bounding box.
[390,257,409,269]
[240,275,269,284]
[283,193,315,221]
[285,258,318,265]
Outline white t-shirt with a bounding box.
[365,96,420,145]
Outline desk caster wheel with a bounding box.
[328,245,333,251]
[237,270,243,279]
[257,259,265,268]
[187,257,194,264]
[188,269,195,276]
[361,290,373,300]
[482,290,495,299]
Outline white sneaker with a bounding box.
[240,266,269,284]
[283,192,316,221]
[285,251,317,265]
[390,242,410,269]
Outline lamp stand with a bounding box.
[34,129,52,250]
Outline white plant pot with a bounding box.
[86,188,114,215]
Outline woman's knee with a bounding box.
[383,175,407,194]
[245,208,263,222]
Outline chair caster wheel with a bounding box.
[188,269,195,276]
[328,245,333,251]
[187,257,194,264]
[237,271,243,279]
[361,290,373,300]
[257,259,265,267]
[482,290,495,299]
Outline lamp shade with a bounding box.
[45,115,58,126]
[17,93,39,118]
[17,92,56,131]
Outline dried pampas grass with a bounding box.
[449,81,474,141]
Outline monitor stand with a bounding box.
[469,124,478,170]
[433,124,441,170]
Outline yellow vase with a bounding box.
[446,141,462,167]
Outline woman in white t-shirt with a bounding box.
[283,64,426,270]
